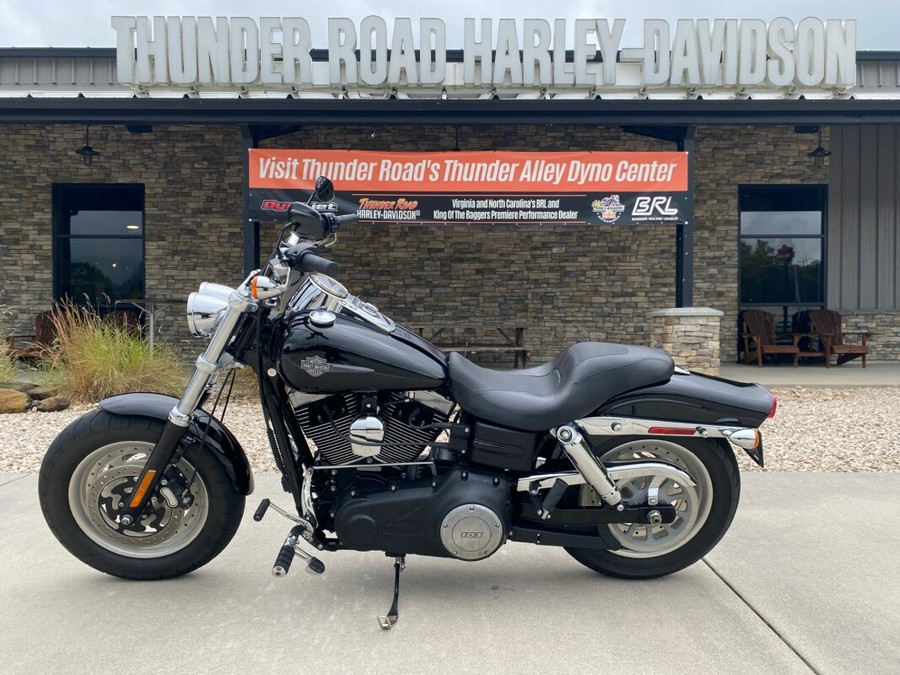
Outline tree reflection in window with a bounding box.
[739,186,826,308]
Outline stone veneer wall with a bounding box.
[840,311,900,360]
[0,124,244,352]
[3,122,880,366]
[263,125,675,364]
[691,125,830,362]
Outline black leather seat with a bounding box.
[448,342,674,432]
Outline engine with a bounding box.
[293,391,450,465]
[295,391,511,561]
[332,468,511,561]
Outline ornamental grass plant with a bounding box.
[0,338,16,383]
[0,294,19,382]
[44,300,186,403]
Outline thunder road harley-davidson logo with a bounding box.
[300,356,331,377]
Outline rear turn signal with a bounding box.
[727,429,761,450]
[767,395,778,419]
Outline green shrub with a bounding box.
[44,301,186,403]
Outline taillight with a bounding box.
[767,395,778,419]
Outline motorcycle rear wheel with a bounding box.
[565,436,740,579]
[39,409,245,580]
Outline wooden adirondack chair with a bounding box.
[809,309,871,368]
[4,310,57,361]
[741,309,800,367]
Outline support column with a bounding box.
[676,126,695,307]
[241,124,260,275]
[648,307,723,374]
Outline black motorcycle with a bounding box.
[39,177,775,628]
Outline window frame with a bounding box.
[737,183,828,313]
[52,183,146,304]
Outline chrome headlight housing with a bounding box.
[186,283,233,337]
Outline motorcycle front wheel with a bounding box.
[565,436,740,579]
[39,409,245,580]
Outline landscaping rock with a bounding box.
[34,395,70,413]
[0,388,31,413]
[0,381,38,394]
[26,386,60,401]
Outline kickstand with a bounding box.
[377,556,405,630]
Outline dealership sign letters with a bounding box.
[112,17,856,92]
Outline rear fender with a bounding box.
[595,369,774,428]
[99,392,254,495]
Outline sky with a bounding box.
[0,0,896,51]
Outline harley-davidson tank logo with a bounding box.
[300,356,331,378]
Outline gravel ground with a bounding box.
[2,386,899,475]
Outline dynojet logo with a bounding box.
[112,17,856,92]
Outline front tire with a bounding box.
[39,409,245,579]
[565,436,740,579]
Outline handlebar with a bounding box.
[283,244,340,276]
[289,204,358,238]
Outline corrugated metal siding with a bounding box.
[829,125,900,310]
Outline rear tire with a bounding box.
[565,436,740,579]
[39,409,245,580]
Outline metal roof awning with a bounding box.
[1,96,900,127]
[0,47,899,126]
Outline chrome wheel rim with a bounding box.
[68,441,209,558]
[581,439,713,559]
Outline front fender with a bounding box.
[99,392,254,496]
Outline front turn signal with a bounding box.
[249,275,281,300]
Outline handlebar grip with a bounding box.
[335,213,358,227]
[300,252,340,276]
[284,244,341,276]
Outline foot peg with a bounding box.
[272,525,326,578]
[377,556,405,630]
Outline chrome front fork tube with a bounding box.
[556,424,622,506]
[170,285,257,427]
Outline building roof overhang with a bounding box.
[1,96,900,127]
[1,47,900,127]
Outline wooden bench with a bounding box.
[418,326,530,368]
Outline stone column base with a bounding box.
[648,307,723,375]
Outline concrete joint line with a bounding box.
[0,475,28,489]
[702,558,821,675]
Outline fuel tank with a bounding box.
[277,312,448,393]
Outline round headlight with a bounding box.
[186,291,230,337]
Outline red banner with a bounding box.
[249,149,688,193]
[248,149,691,225]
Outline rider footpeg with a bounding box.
[540,478,568,519]
[272,525,326,578]
[305,556,326,575]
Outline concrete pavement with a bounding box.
[2,472,898,674]
[720,360,900,387]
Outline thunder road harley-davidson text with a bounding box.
[39,177,776,628]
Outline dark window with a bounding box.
[739,185,826,330]
[53,184,145,303]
